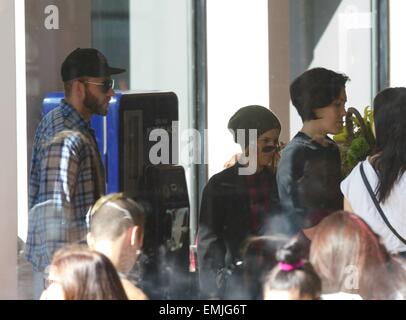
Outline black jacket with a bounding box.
[197,164,278,299]
[276,132,343,229]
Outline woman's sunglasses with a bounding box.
[261,144,280,153]
[258,138,280,153]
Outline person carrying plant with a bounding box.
[276,67,349,246]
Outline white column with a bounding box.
[129,0,197,240]
[269,0,290,144]
[16,0,27,248]
[0,0,21,299]
[206,0,269,177]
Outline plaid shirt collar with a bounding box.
[60,100,93,132]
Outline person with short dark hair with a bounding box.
[87,193,148,300]
[341,87,406,255]
[263,237,321,300]
[197,105,281,299]
[40,246,128,300]
[276,67,349,243]
[26,48,125,299]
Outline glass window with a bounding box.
[15,0,390,300]
[21,0,196,299]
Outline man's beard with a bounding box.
[83,88,107,116]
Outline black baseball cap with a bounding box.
[61,48,126,82]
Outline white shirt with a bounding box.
[341,160,406,253]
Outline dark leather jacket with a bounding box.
[197,164,278,299]
[276,132,343,229]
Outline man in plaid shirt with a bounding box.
[27,48,125,298]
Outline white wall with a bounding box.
[129,0,197,237]
[389,0,406,87]
[268,0,290,144]
[16,0,27,247]
[206,0,269,177]
[0,0,19,299]
[289,0,373,138]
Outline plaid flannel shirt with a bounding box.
[27,101,105,271]
[245,168,275,260]
[245,169,274,234]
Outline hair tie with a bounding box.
[278,260,305,272]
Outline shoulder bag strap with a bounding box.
[360,162,406,245]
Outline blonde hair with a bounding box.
[88,193,144,241]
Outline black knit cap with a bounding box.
[228,105,281,148]
[61,48,126,82]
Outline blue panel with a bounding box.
[115,92,179,200]
[106,92,123,193]
[90,115,104,160]
[42,91,179,198]
[42,92,64,117]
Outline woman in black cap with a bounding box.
[197,105,281,300]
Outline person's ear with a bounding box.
[302,225,318,241]
[138,226,144,247]
[129,226,136,246]
[130,226,144,249]
[130,226,139,246]
[73,80,85,99]
[86,233,94,248]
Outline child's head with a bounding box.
[263,237,321,300]
[290,68,349,134]
[87,193,145,273]
[242,235,290,299]
[43,246,128,300]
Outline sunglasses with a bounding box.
[257,138,280,153]
[81,79,115,93]
[261,145,280,153]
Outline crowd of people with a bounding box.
[26,47,406,300]
[197,67,406,300]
